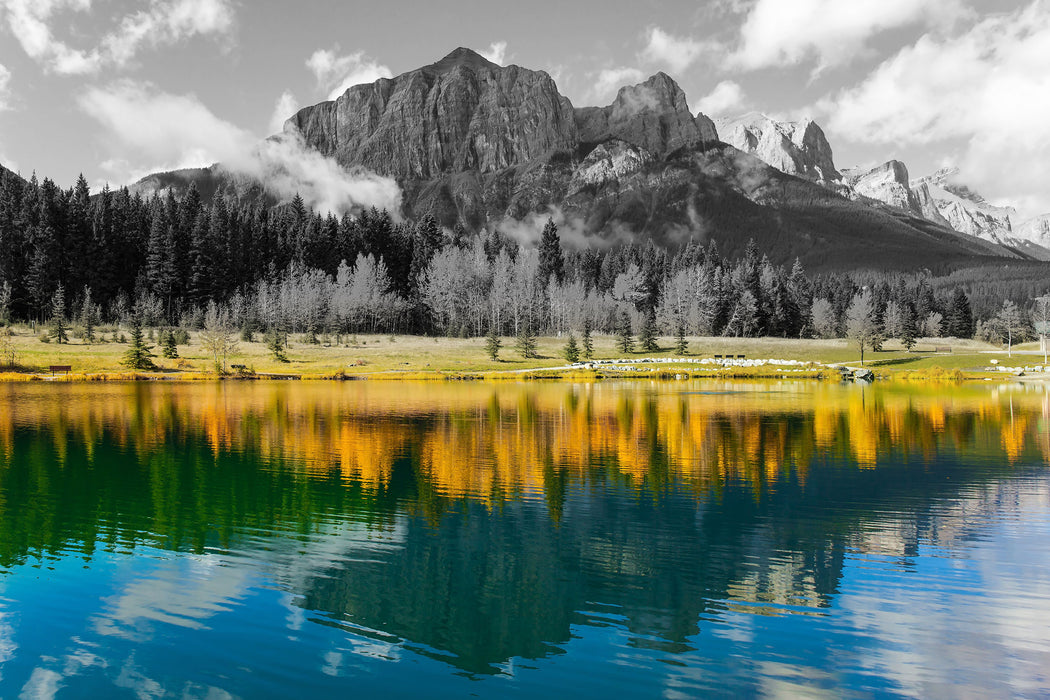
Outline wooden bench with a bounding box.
[49,365,71,376]
[934,346,951,353]
[714,354,722,359]
[230,364,248,371]
[737,354,746,359]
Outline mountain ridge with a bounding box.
[131,47,1041,272]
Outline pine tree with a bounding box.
[616,312,634,354]
[265,324,289,363]
[900,305,918,351]
[538,218,564,283]
[639,311,659,353]
[516,320,538,359]
[581,318,594,359]
[947,288,974,338]
[485,324,502,361]
[122,317,155,370]
[674,321,688,355]
[78,286,99,343]
[162,329,179,359]
[48,284,69,344]
[563,333,580,363]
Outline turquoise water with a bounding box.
[1,380,1048,698]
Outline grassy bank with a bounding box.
[0,324,1043,381]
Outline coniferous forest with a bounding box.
[0,168,1046,345]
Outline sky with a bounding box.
[0,0,1047,217]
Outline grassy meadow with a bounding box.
[2,322,1045,381]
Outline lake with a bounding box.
[1,380,1049,698]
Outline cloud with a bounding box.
[306,47,392,100]
[269,91,300,135]
[479,41,507,65]
[697,80,746,116]
[0,0,235,74]
[233,133,403,218]
[730,0,969,72]
[821,1,1050,215]
[0,0,100,74]
[0,63,10,110]
[79,80,401,215]
[79,81,253,175]
[589,67,645,105]
[641,27,709,73]
[101,0,235,66]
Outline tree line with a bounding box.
[1,169,1047,350]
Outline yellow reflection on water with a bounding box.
[2,380,1048,503]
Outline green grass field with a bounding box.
[3,323,1043,380]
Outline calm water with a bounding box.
[1,380,1049,699]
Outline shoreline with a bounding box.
[3,362,1044,384]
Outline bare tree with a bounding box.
[993,300,1026,358]
[845,290,879,366]
[811,298,838,339]
[201,302,239,373]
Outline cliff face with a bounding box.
[287,48,579,180]
[714,113,840,185]
[574,73,718,155]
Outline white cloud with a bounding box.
[102,0,235,66]
[233,132,403,218]
[589,67,646,105]
[79,81,253,176]
[731,0,969,72]
[697,80,746,116]
[479,41,507,66]
[641,27,709,73]
[0,0,234,75]
[0,63,10,110]
[306,47,392,100]
[0,0,100,74]
[822,1,1050,216]
[79,81,401,215]
[268,90,300,135]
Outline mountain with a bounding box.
[844,161,948,226]
[133,48,1037,272]
[713,112,840,186]
[710,113,1050,261]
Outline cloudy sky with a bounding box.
[0,0,1047,215]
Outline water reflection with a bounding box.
[0,380,1048,695]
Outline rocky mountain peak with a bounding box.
[576,72,715,156]
[423,47,500,75]
[715,112,840,185]
[286,48,577,180]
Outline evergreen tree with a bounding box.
[900,305,918,351]
[581,318,594,359]
[674,321,688,355]
[563,332,580,363]
[485,324,502,361]
[78,286,98,343]
[538,218,564,283]
[122,317,155,370]
[162,329,179,359]
[946,288,974,338]
[48,284,69,344]
[516,320,538,359]
[265,324,289,363]
[616,312,634,354]
[639,310,659,353]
